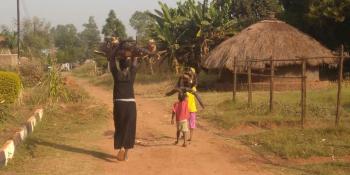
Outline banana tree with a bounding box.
[175,0,236,69]
[149,0,237,72]
[148,2,189,73]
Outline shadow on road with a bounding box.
[30,139,117,162]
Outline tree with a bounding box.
[0,26,17,53]
[309,0,350,22]
[80,16,101,60]
[280,0,350,49]
[21,17,52,58]
[230,0,282,27]
[129,11,155,45]
[148,0,237,71]
[51,24,83,63]
[102,10,127,39]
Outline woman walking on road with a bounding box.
[107,40,138,161]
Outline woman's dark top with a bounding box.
[109,56,137,100]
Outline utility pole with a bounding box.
[17,0,20,63]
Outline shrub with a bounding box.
[0,71,22,103]
[19,58,44,87]
[0,101,10,122]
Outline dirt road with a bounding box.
[67,76,284,175]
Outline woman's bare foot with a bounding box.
[117,149,125,161]
[182,143,187,147]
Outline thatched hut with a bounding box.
[202,19,335,82]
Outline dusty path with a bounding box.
[71,76,284,175]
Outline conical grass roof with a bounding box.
[202,19,334,71]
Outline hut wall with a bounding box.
[274,65,320,82]
[0,54,18,69]
[203,66,331,91]
[218,65,321,83]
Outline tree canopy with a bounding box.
[21,17,52,58]
[281,0,350,49]
[130,10,155,45]
[143,0,350,71]
[51,24,83,63]
[80,16,101,60]
[102,10,127,39]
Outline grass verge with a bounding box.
[199,86,350,129]
[1,89,109,174]
[240,127,350,159]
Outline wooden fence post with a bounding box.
[269,56,274,112]
[247,58,252,107]
[233,57,237,102]
[336,45,344,127]
[301,58,307,128]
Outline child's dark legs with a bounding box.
[189,128,194,141]
[175,130,180,144]
[182,132,187,147]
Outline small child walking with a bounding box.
[171,92,190,147]
[187,86,198,142]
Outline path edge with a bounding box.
[0,108,44,167]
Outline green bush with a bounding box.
[0,71,22,103]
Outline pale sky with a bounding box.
[0,0,191,37]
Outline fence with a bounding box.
[231,45,350,128]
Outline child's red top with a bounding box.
[173,100,189,121]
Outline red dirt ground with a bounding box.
[69,76,282,175]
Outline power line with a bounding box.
[17,0,20,62]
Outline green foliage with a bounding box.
[46,55,85,103]
[21,17,52,58]
[230,0,282,25]
[149,0,237,69]
[0,25,17,52]
[280,0,350,49]
[51,24,84,63]
[48,55,63,102]
[309,0,350,22]
[0,71,22,104]
[130,10,156,45]
[80,16,101,60]
[0,100,10,122]
[94,55,108,71]
[102,10,127,39]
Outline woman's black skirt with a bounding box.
[113,101,137,149]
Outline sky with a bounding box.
[0,0,186,37]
